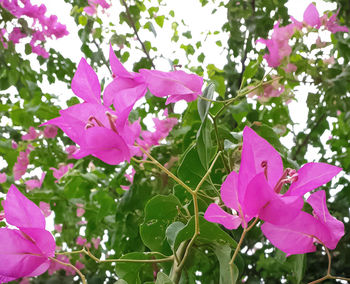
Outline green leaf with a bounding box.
[213,244,238,284]
[155,15,165,27]
[182,31,192,39]
[155,272,174,284]
[177,144,206,188]
[173,216,236,252]
[78,15,87,26]
[140,195,181,253]
[196,118,217,169]
[166,221,185,250]
[289,254,306,284]
[198,83,215,122]
[115,252,170,284]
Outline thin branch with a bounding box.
[194,151,221,193]
[120,0,155,68]
[50,257,86,284]
[92,39,112,75]
[137,144,194,194]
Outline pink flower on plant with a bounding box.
[84,0,110,16]
[76,203,85,218]
[303,3,321,28]
[76,236,87,246]
[0,185,55,282]
[284,63,297,73]
[0,173,6,183]
[139,68,204,104]
[8,27,26,44]
[21,127,40,141]
[11,140,18,149]
[43,125,58,138]
[50,163,73,182]
[54,224,62,233]
[321,10,349,33]
[204,127,342,256]
[25,172,46,191]
[13,151,30,181]
[39,201,51,217]
[91,237,101,249]
[65,145,78,159]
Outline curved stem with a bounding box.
[229,218,259,282]
[307,237,350,284]
[137,144,193,194]
[50,257,86,284]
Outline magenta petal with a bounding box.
[140,69,203,103]
[303,3,321,28]
[220,171,240,211]
[286,163,342,197]
[259,195,303,225]
[307,190,344,249]
[71,58,101,104]
[204,203,241,230]
[109,44,133,79]
[20,228,56,257]
[243,173,275,217]
[0,228,48,279]
[76,127,130,165]
[239,127,283,194]
[3,185,45,229]
[261,212,330,256]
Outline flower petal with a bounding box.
[109,44,133,79]
[71,58,101,104]
[204,203,241,230]
[303,3,321,28]
[285,163,342,197]
[3,185,45,229]
[307,190,344,249]
[220,171,240,211]
[239,127,283,194]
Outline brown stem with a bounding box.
[120,0,155,68]
[50,257,87,284]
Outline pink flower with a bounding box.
[43,125,58,138]
[284,63,297,73]
[50,164,73,182]
[76,208,85,218]
[76,236,87,246]
[8,27,26,44]
[139,69,203,104]
[43,58,139,165]
[65,145,78,159]
[11,140,18,149]
[91,237,101,249]
[0,173,6,184]
[303,3,321,28]
[84,0,110,15]
[204,127,342,256]
[54,224,62,233]
[262,190,344,256]
[323,56,335,65]
[13,151,29,181]
[25,172,46,191]
[21,127,40,141]
[321,10,349,33]
[0,185,55,282]
[39,201,51,217]
[104,45,147,118]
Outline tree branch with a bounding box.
[121,0,155,69]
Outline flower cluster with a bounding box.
[257,3,348,69]
[0,0,68,57]
[204,126,344,256]
[84,0,110,16]
[43,45,203,165]
[0,185,55,282]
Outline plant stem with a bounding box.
[50,257,87,284]
[307,237,350,284]
[120,0,155,68]
[229,218,259,282]
[137,144,193,194]
[194,151,221,193]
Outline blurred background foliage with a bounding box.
[0,0,350,283]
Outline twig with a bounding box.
[120,0,155,68]
[50,257,87,284]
